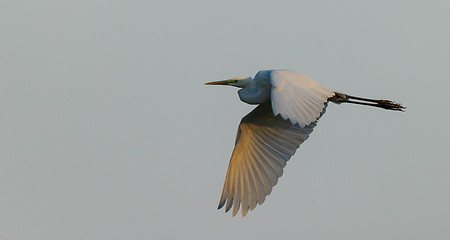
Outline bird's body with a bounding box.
[206,69,404,217]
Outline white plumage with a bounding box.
[205,69,404,217]
[271,70,335,127]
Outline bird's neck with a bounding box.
[238,80,271,105]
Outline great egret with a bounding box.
[205,69,405,217]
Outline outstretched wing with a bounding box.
[270,70,335,127]
[218,102,325,217]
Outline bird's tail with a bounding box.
[329,92,406,111]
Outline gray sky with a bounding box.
[1,0,449,239]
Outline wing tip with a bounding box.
[241,206,249,217]
[225,197,233,212]
[218,198,226,210]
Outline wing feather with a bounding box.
[252,152,272,196]
[218,102,327,217]
[245,162,260,210]
[241,162,251,217]
[247,155,268,205]
[271,70,335,127]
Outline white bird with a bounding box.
[205,70,405,217]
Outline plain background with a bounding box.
[1,1,449,239]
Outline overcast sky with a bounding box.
[1,1,449,239]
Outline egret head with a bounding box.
[205,77,252,88]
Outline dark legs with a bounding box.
[329,92,406,111]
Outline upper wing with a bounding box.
[218,102,324,217]
[270,70,335,127]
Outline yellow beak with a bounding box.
[204,80,233,85]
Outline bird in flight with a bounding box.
[205,69,405,217]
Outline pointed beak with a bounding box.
[204,80,232,86]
